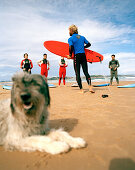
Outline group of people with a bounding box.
[20,53,68,86]
[20,24,120,92]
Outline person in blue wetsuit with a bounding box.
[67,24,94,93]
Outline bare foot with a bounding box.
[78,89,84,94]
[89,86,95,93]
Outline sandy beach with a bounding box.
[0,81,135,170]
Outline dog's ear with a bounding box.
[41,76,50,106]
[44,82,50,106]
[12,75,16,82]
[10,103,15,114]
[10,80,15,114]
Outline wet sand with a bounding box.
[0,81,135,170]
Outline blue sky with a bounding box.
[0,0,135,81]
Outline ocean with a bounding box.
[47,75,135,83]
[0,75,135,84]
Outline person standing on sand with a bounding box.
[20,53,33,74]
[58,57,68,86]
[67,24,94,93]
[37,54,50,78]
[109,54,120,85]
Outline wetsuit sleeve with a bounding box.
[69,45,74,56]
[84,37,89,44]
[68,38,74,56]
[84,37,91,48]
[20,60,24,68]
[117,60,120,68]
[30,60,33,69]
[84,42,91,48]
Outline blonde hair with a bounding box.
[69,24,78,34]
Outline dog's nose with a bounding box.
[20,93,31,101]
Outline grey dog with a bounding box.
[0,72,86,154]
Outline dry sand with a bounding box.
[0,81,135,170]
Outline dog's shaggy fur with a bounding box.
[0,72,86,154]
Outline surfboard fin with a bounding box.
[96,56,102,63]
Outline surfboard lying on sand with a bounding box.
[2,85,12,90]
[71,83,79,87]
[2,84,56,89]
[93,83,110,87]
[117,84,135,88]
[0,82,12,86]
[48,84,56,88]
[44,41,103,63]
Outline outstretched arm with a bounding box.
[67,45,74,59]
[30,60,33,69]
[20,60,24,69]
[69,45,74,57]
[84,42,91,48]
[37,60,42,67]
[67,38,74,59]
[65,61,68,67]
[84,36,91,49]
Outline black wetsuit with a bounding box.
[68,33,91,89]
[109,59,120,84]
[20,59,33,74]
[74,53,91,89]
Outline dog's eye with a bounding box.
[15,84,20,88]
[31,80,41,87]
[33,83,41,88]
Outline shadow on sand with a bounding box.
[109,158,135,170]
[49,118,78,132]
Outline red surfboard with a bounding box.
[44,41,103,63]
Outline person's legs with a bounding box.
[23,69,31,74]
[63,69,66,85]
[81,54,91,85]
[41,70,45,76]
[59,69,62,86]
[59,78,62,86]
[45,71,48,78]
[29,70,31,74]
[110,70,114,85]
[41,71,47,82]
[115,70,119,85]
[23,70,27,73]
[74,55,82,89]
[81,54,94,93]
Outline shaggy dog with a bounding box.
[0,72,86,154]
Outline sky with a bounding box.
[0,0,135,81]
